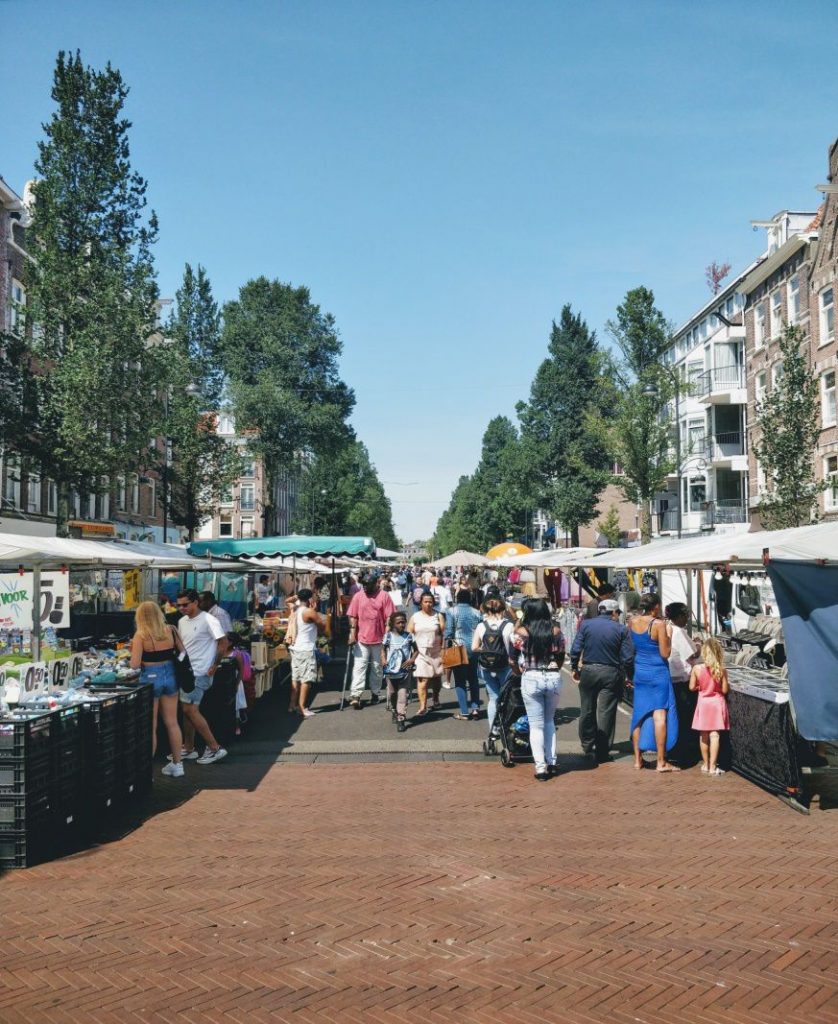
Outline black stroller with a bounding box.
[483,676,533,767]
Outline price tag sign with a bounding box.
[18,662,48,695]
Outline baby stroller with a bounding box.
[483,676,533,767]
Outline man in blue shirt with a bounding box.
[570,598,635,763]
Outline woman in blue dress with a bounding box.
[629,593,679,772]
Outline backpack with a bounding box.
[384,636,413,679]
[478,621,508,671]
[413,584,430,606]
[239,649,253,683]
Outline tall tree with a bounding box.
[605,287,675,542]
[292,439,399,550]
[431,474,484,558]
[220,278,355,531]
[753,324,824,529]
[20,51,162,534]
[471,416,532,547]
[163,265,241,540]
[517,305,612,545]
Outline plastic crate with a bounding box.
[0,792,52,831]
[52,775,84,829]
[0,828,51,869]
[53,736,84,780]
[0,752,51,796]
[0,712,53,762]
[51,704,83,743]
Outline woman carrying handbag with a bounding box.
[445,589,482,720]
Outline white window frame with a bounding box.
[220,486,234,508]
[26,471,41,514]
[219,516,233,537]
[239,483,255,511]
[787,276,800,326]
[216,413,235,435]
[755,371,767,407]
[240,517,255,538]
[3,456,20,508]
[770,290,783,339]
[825,455,838,511]
[771,362,784,390]
[46,479,56,516]
[130,475,140,514]
[822,370,837,428]
[754,304,766,350]
[820,287,835,347]
[116,476,126,512]
[9,279,25,335]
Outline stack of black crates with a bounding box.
[0,682,153,869]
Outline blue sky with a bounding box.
[4,0,838,542]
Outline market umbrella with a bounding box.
[431,549,490,568]
[486,542,533,560]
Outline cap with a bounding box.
[598,599,620,614]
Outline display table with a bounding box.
[727,669,806,810]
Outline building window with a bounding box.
[240,517,255,538]
[216,413,235,435]
[10,280,25,335]
[46,479,56,516]
[241,459,256,478]
[822,370,836,427]
[220,486,233,508]
[770,290,783,339]
[130,475,140,513]
[820,287,835,346]
[754,304,766,349]
[116,477,126,512]
[771,362,784,390]
[219,516,233,537]
[3,457,20,508]
[787,276,800,325]
[825,455,838,511]
[755,371,767,407]
[149,479,157,516]
[240,484,255,510]
[681,474,706,514]
[26,472,41,514]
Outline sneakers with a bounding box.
[300,708,317,718]
[168,749,199,761]
[161,761,185,778]
[196,747,228,765]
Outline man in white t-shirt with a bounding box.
[199,591,233,633]
[176,589,228,765]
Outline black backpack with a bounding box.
[478,621,508,671]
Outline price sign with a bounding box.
[49,654,85,690]
[0,573,70,629]
[18,662,48,695]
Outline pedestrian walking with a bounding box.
[511,599,566,781]
[629,594,679,772]
[407,592,445,716]
[471,596,515,739]
[129,601,185,777]
[347,571,395,709]
[382,612,416,732]
[570,598,635,764]
[290,587,326,717]
[446,589,482,720]
[199,591,233,633]
[689,637,730,776]
[176,589,228,765]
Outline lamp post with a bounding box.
[644,367,682,539]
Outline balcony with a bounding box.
[695,367,747,406]
[702,499,748,527]
[705,432,747,470]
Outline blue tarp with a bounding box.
[767,561,838,742]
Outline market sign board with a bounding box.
[0,572,71,630]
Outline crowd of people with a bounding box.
[131,568,734,785]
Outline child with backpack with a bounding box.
[381,612,416,732]
[688,637,730,776]
[471,596,515,738]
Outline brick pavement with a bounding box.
[1,753,838,1023]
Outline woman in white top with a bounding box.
[289,588,325,717]
[408,592,445,716]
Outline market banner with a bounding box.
[0,572,70,630]
[123,569,141,610]
[767,561,838,742]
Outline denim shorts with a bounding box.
[141,660,178,698]
[180,673,213,706]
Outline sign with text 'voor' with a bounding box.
[0,573,70,630]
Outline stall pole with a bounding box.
[32,565,42,662]
[687,569,694,634]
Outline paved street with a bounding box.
[1,670,838,1023]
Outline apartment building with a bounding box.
[739,209,820,527]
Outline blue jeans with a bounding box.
[452,657,480,714]
[180,672,213,706]
[479,664,511,734]
[520,670,563,772]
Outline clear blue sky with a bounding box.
[4,0,838,542]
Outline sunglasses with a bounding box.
[176,601,193,609]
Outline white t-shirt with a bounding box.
[668,625,697,682]
[432,585,451,612]
[208,604,233,633]
[472,618,515,656]
[179,610,226,676]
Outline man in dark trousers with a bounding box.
[571,598,635,763]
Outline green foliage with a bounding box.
[605,288,675,542]
[517,305,612,545]
[597,504,622,547]
[220,278,355,530]
[164,265,242,539]
[753,325,824,529]
[17,51,162,533]
[292,440,398,550]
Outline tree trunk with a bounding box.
[571,525,580,547]
[55,480,71,538]
[639,499,652,544]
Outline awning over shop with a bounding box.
[187,535,377,560]
[0,532,158,570]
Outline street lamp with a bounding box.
[162,381,201,544]
[643,366,682,539]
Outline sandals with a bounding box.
[414,707,428,717]
[656,764,681,773]
[452,714,469,721]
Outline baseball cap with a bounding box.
[598,599,620,614]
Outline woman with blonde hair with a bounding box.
[130,600,186,778]
[688,637,730,776]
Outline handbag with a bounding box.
[442,643,468,670]
[172,649,195,693]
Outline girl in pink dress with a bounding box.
[688,638,730,776]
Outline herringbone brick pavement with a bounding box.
[1,759,837,1024]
